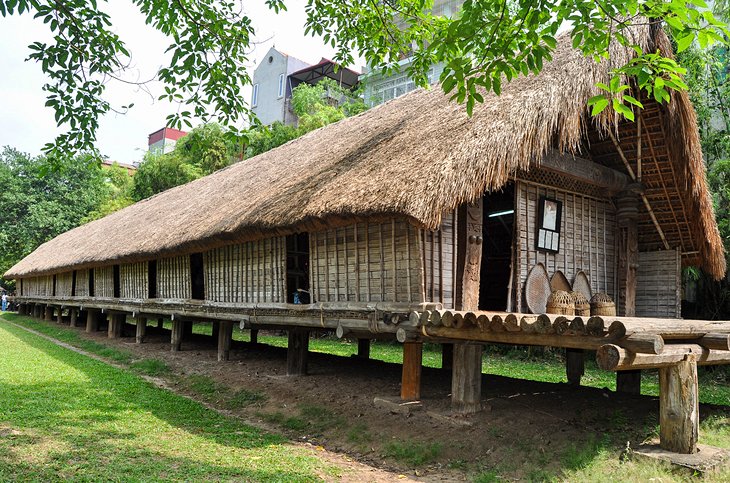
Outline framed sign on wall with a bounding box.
[536,196,562,253]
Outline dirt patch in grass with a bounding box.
[7,315,730,482]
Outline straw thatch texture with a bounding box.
[5,23,724,279]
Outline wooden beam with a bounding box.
[597,344,730,371]
[218,321,233,362]
[135,317,147,344]
[69,308,77,328]
[539,150,629,193]
[56,307,63,324]
[616,191,639,316]
[616,370,642,395]
[171,320,183,352]
[44,305,53,321]
[287,329,309,376]
[566,348,585,386]
[401,341,422,401]
[250,329,259,345]
[211,321,220,342]
[452,344,483,413]
[659,355,699,454]
[86,309,99,333]
[108,314,123,339]
[357,339,371,359]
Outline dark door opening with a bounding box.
[286,233,310,303]
[89,270,95,297]
[479,184,515,311]
[190,253,205,300]
[52,274,57,297]
[113,265,121,298]
[72,270,77,296]
[148,260,157,299]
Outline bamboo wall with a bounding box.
[22,276,53,297]
[55,272,73,297]
[94,266,115,298]
[204,237,287,303]
[422,211,457,308]
[75,269,90,297]
[157,255,191,300]
[120,262,148,299]
[515,178,617,312]
[310,219,424,303]
[636,249,681,318]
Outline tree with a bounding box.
[0,147,109,286]
[82,162,135,223]
[131,152,202,201]
[2,1,726,160]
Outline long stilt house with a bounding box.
[7,24,730,455]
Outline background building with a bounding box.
[148,127,188,155]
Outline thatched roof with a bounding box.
[6,23,725,280]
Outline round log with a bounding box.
[597,343,730,371]
[504,314,520,332]
[553,316,570,335]
[488,314,505,332]
[568,317,586,335]
[586,316,605,337]
[619,333,664,355]
[608,320,627,340]
[441,311,455,328]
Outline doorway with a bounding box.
[286,233,310,304]
[479,184,515,311]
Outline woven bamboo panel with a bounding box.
[75,269,90,297]
[120,262,148,299]
[23,276,51,297]
[636,249,681,318]
[310,219,423,303]
[421,210,457,308]
[516,179,617,312]
[94,266,115,298]
[157,255,191,300]
[204,237,287,303]
[55,272,73,297]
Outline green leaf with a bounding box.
[676,33,694,53]
[588,95,609,116]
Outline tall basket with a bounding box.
[590,292,616,317]
[547,290,575,316]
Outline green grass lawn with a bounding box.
[0,320,342,482]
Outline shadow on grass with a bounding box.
[0,321,332,481]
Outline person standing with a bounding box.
[1,292,7,312]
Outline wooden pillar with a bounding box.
[659,356,699,454]
[44,305,53,321]
[171,320,183,352]
[250,329,259,344]
[211,321,220,342]
[69,308,77,328]
[33,304,41,318]
[56,307,63,324]
[18,304,26,315]
[357,338,371,359]
[217,321,234,362]
[616,191,639,317]
[86,310,99,333]
[452,344,483,413]
[401,341,423,400]
[108,314,123,339]
[452,200,484,412]
[566,348,585,386]
[441,343,454,370]
[183,320,193,338]
[157,317,164,329]
[135,317,147,344]
[286,329,309,376]
[616,370,642,395]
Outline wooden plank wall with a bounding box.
[55,272,73,297]
[310,219,424,303]
[75,269,90,297]
[120,262,148,299]
[94,266,115,298]
[204,237,287,303]
[516,179,617,311]
[636,249,681,318]
[22,276,50,297]
[422,211,457,308]
[157,255,191,300]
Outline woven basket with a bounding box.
[525,263,551,314]
[546,290,575,315]
[590,292,616,316]
[570,291,591,317]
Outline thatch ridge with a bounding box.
[6,23,725,279]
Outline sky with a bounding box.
[0,1,359,165]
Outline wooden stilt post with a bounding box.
[108,314,123,339]
[566,348,585,386]
[183,320,193,338]
[157,317,164,329]
[616,370,642,394]
[34,304,41,318]
[18,304,26,315]
[659,356,699,454]
[86,310,99,333]
[250,329,259,345]
[401,341,423,400]
[441,343,454,370]
[171,320,183,352]
[56,307,63,324]
[286,329,309,376]
[357,339,371,359]
[69,308,77,328]
[452,344,483,413]
[135,317,147,344]
[218,321,233,362]
[211,321,220,342]
[44,305,53,321]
